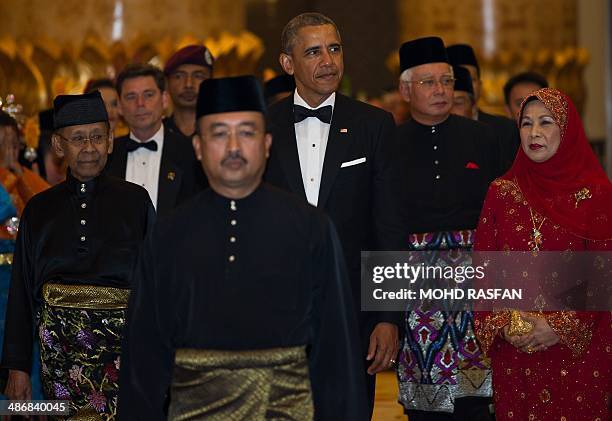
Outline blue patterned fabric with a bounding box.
[0,184,44,400]
[397,230,492,413]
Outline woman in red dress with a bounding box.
[474,88,611,421]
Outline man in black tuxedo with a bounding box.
[447,44,520,174]
[105,64,202,217]
[263,12,403,415]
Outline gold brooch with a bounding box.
[574,187,592,208]
[167,171,176,181]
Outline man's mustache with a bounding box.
[221,150,247,165]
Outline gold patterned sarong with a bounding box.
[169,346,314,421]
[40,283,129,420]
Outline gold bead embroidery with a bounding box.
[506,368,512,375]
[529,414,536,420]
[508,411,513,418]
[539,389,551,403]
[527,88,569,137]
[545,312,591,356]
[593,370,599,377]
[561,417,567,421]
[576,395,583,402]
[560,369,568,376]
[525,368,531,375]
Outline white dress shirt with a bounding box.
[294,90,336,206]
[126,124,164,209]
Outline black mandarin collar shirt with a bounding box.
[1,172,155,373]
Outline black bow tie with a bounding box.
[293,104,333,124]
[126,138,158,152]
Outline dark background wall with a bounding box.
[246,0,400,98]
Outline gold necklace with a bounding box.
[528,207,546,251]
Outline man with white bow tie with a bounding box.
[264,12,405,416]
[105,63,202,217]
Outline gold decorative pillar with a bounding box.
[0,0,264,115]
[395,0,585,115]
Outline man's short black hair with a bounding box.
[116,63,166,96]
[281,13,340,55]
[503,72,549,106]
[0,111,19,134]
[85,78,116,93]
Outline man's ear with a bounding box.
[192,134,202,161]
[162,90,170,110]
[399,81,411,103]
[264,133,272,159]
[51,134,65,159]
[279,53,294,76]
[117,96,124,118]
[107,132,114,154]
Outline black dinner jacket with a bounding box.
[264,93,404,335]
[105,124,200,218]
[478,109,520,175]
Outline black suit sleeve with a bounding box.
[370,111,405,327]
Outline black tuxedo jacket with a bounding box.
[105,124,201,218]
[264,93,404,341]
[478,109,520,175]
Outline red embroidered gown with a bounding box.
[474,178,611,421]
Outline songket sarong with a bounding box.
[169,346,314,421]
[397,231,492,413]
[39,283,129,420]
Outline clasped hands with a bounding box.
[502,311,559,354]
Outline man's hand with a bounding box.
[366,322,399,375]
[5,369,31,400]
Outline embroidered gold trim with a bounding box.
[42,283,130,310]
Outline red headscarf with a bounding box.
[504,88,612,240]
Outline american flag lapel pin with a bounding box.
[340,128,348,133]
[167,171,176,181]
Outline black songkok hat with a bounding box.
[264,74,296,103]
[447,44,480,73]
[196,75,266,119]
[452,66,474,96]
[399,36,448,73]
[53,91,108,130]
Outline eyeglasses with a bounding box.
[407,76,456,89]
[56,133,109,147]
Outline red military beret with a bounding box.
[164,45,214,76]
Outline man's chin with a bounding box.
[74,165,103,178]
[175,100,197,109]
